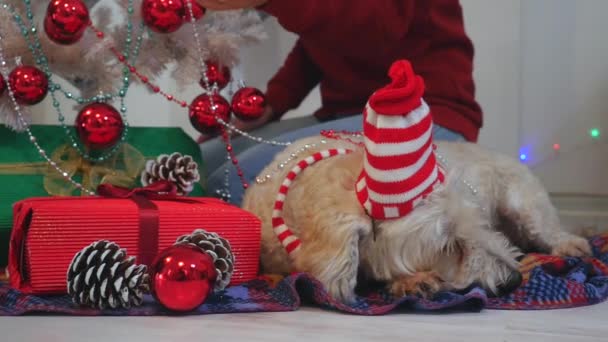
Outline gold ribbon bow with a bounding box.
[0,143,146,196]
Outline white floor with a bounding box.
[1,303,607,342]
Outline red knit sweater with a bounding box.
[260,0,483,141]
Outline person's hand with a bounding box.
[232,104,274,134]
[195,0,268,10]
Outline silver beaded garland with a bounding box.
[254,131,364,184]
[435,149,486,212]
[434,151,480,196]
[255,139,336,184]
[215,117,292,147]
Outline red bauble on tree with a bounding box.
[200,61,231,90]
[151,244,217,312]
[231,87,267,121]
[189,93,231,135]
[75,103,124,150]
[183,1,206,21]
[0,74,6,97]
[44,0,90,45]
[9,66,49,105]
[142,0,185,34]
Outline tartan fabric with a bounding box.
[2,234,608,316]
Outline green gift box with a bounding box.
[0,125,206,267]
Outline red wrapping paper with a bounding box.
[8,195,261,294]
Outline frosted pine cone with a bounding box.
[175,229,235,291]
[67,241,150,310]
[141,153,200,195]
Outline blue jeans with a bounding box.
[206,114,464,206]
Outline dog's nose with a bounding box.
[488,271,523,298]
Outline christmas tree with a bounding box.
[0,0,266,132]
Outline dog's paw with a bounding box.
[488,270,523,298]
[389,271,444,299]
[551,235,592,257]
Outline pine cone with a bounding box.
[141,153,200,195]
[175,229,235,291]
[67,241,150,310]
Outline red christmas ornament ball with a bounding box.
[151,244,217,312]
[75,103,124,150]
[8,66,49,105]
[0,74,6,97]
[231,87,267,121]
[44,0,90,45]
[189,93,231,135]
[183,1,206,21]
[142,0,185,34]
[200,61,231,90]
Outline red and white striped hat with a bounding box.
[356,60,445,220]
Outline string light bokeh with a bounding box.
[519,126,604,165]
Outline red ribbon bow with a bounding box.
[97,180,178,199]
[97,181,179,268]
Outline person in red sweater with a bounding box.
[198,0,482,142]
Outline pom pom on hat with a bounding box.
[368,60,426,116]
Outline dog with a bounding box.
[242,135,591,302]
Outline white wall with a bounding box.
[517,0,608,195]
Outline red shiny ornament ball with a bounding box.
[142,0,185,34]
[75,103,124,150]
[8,66,49,105]
[231,87,267,121]
[0,74,6,97]
[44,0,90,45]
[189,93,231,135]
[200,61,231,90]
[183,1,206,21]
[151,244,217,312]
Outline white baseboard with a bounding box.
[551,193,608,235]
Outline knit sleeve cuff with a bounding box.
[265,85,297,120]
[431,104,480,142]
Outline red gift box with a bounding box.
[8,184,261,294]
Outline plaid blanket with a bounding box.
[2,234,608,316]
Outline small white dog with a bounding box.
[242,61,591,302]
